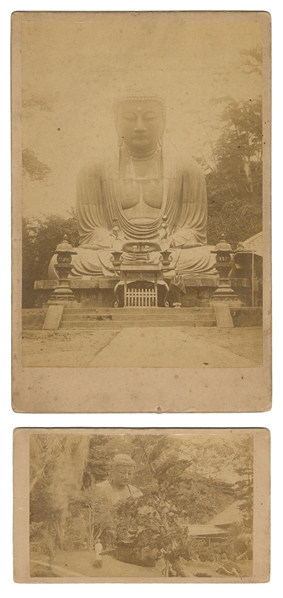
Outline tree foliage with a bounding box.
[231,436,253,532]
[204,96,262,245]
[30,435,90,550]
[192,48,263,246]
[22,148,52,182]
[114,492,187,571]
[22,211,79,307]
[239,46,262,76]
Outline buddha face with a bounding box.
[112,464,134,488]
[116,99,165,155]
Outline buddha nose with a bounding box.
[134,114,146,132]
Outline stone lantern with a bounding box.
[211,234,240,303]
[48,235,77,304]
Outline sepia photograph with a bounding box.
[12,11,271,412]
[13,428,270,583]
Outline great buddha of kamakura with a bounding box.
[49,95,216,278]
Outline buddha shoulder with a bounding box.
[77,157,118,183]
[77,161,104,182]
[176,156,205,179]
[164,146,205,180]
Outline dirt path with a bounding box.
[30,551,252,580]
[30,551,161,579]
[23,327,263,368]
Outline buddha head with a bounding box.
[114,96,166,156]
[109,453,136,488]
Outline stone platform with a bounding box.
[34,274,253,308]
[60,306,217,329]
[22,306,262,331]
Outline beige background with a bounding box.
[12,11,271,412]
[13,427,270,584]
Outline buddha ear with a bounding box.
[158,129,165,147]
[158,120,166,147]
[115,119,123,146]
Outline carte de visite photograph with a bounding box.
[12,11,271,413]
[13,428,270,583]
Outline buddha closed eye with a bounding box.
[122,112,137,121]
[122,111,158,121]
[143,112,158,120]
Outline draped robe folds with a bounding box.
[48,147,216,278]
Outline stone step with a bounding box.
[61,312,215,322]
[60,319,216,329]
[63,307,215,315]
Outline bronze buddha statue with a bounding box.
[49,95,216,278]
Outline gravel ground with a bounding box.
[22,327,263,368]
[30,551,252,580]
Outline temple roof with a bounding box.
[208,501,244,527]
[243,231,262,256]
[187,525,227,536]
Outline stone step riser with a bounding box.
[62,314,215,322]
[60,320,216,329]
[63,308,215,315]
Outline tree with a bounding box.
[232,436,253,532]
[22,148,52,182]
[239,46,262,76]
[30,435,90,551]
[204,96,262,245]
[22,211,79,307]
[112,435,235,575]
[114,492,188,575]
[65,487,115,552]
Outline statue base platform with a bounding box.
[34,274,218,309]
[33,274,259,309]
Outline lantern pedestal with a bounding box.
[47,235,78,305]
[211,234,242,306]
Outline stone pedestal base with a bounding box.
[211,286,242,304]
[47,285,78,304]
[42,305,65,330]
[47,297,78,308]
[33,275,257,309]
[34,275,220,309]
[211,303,234,328]
[211,296,242,306]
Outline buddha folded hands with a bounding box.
[48,96,216,279]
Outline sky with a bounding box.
[20,17,262,218]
